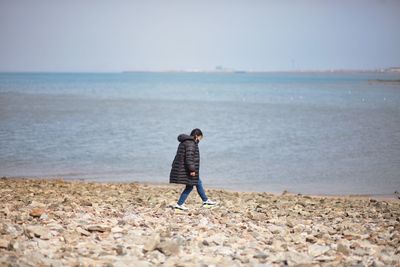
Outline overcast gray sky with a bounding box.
[0,0,399,72]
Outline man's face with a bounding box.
[195,135,203,143]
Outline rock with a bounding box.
[251,212,267,221]
[286,250,313,265]
[202,239,209,246]
[216,246,235,257]
[343,230,360,237]
[305,235,317,243]
[115,245,125,255]
[113,232,124,239]
[25,225,51,240]
[353,247,369,256]
[114,259,151,267]
[267,224,284,235]
[148,250,166,263]
[77,257,103,266]
[198,217,209,227]
[29,208,45,217]
[28,201,46,208]
[253,252,268,259]
[1,206,11,217]
[122,212,142,225]
[308,244,330,257]
[80,200,93,206]
[86,224,110,232]
[0,239,9,249]
[173,235,186,247]
[0,224,20,237]
[8,240,20,251]
[314,255,337,263]
[39,213,49,220]
[336,243,349,255]
[208,233,226,245]
[143,233,160,252]
[111,226,124,233]
[158,240,180,256]
[76,227,91,236]
[47,223,65,233]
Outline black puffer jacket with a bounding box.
[169,134,200,186]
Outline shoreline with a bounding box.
[2,176,399,201]
[1,178,399,266]
[2,69,400,74]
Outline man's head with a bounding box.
[190,128,203,143]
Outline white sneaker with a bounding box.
[202,199,217,207]
[174,204,189,211]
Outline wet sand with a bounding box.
[0,178,399,266]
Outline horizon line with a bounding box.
[1,67,399,74]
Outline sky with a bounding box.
[0,0,399,72]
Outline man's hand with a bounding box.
[190,172,196,177]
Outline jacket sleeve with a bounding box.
[184,142,196,172]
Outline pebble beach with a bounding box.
[0,178,399,266]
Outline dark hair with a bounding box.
[190,128,203,137]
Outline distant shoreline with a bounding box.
[368,79,400,84]
[121,69,400,74]
[1,69,400,74]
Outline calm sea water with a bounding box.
[1,72,399,195]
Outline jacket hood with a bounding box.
[177,134,194,143]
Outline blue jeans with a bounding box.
[177,178,208,205]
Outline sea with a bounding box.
[1,72,399,195]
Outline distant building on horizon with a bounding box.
[386,67,400,72]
